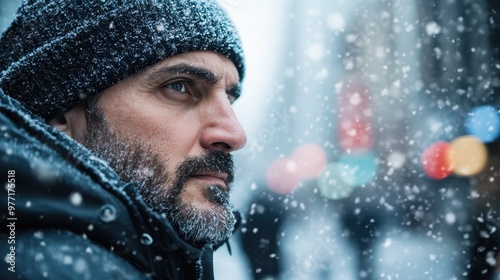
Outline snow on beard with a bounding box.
[81,95,237,246]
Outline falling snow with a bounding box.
[0,0,499,280]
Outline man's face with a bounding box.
[59,51,247,246]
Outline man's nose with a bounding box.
[199,95,247,152]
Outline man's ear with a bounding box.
[48,105,87,141]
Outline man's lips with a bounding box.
[189,172,229,188]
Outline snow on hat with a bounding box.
[0,0,245,121]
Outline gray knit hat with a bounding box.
[0,0,245,121]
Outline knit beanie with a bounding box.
[0,0,245,121]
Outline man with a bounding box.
[0,0,247,279]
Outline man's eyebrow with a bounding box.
[147,63,220,85]
[147,63,242,100]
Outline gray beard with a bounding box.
[81,96,236,246]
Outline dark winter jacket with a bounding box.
[0,88,226,279]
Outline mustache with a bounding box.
[174,150,235,191]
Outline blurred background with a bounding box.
[2,0,500,279]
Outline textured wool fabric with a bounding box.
[0,0,245,121]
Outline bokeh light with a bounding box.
[338,152,378,186]
[465,105,500,143]
[338,80,374,152]
[449,136,488,176]
[339,119,373,151]
[266,157,301,194]
[421,141,453,180]
[317,162,356,200]
[291,143,328,179]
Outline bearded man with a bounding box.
[0,1,247,279]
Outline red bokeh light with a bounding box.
[421,141,453,180]
[338,77,374,151]
[339,119,373,151]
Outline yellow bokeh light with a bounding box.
[449,136,488,176]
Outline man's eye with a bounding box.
[165,81,187,92]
